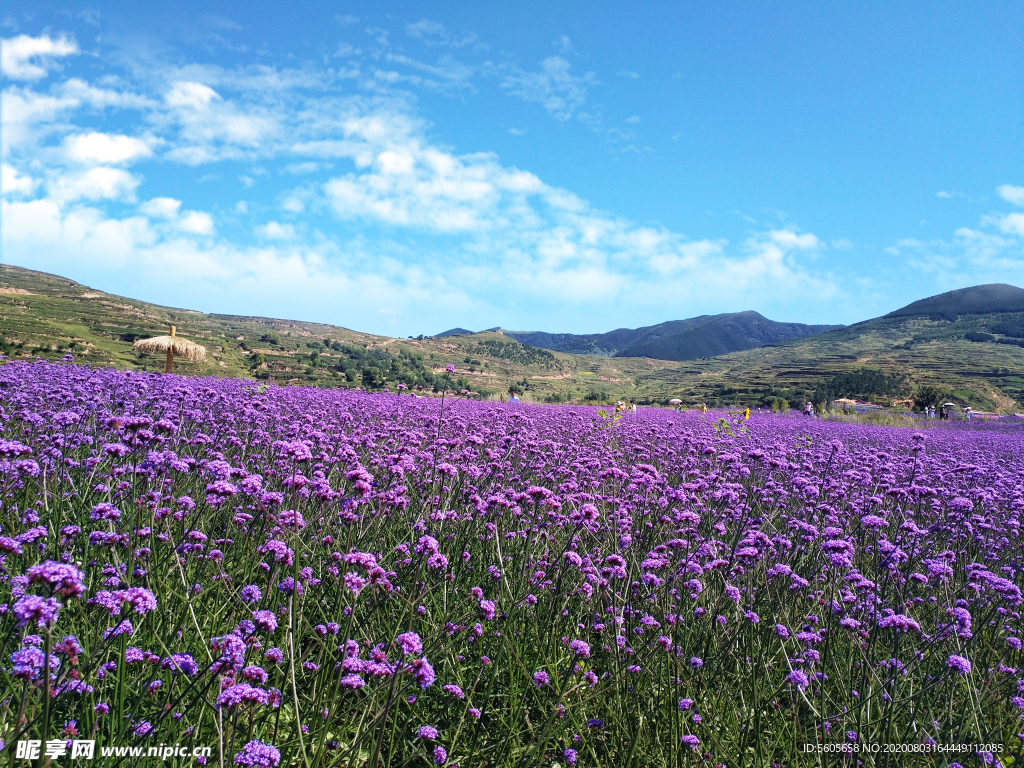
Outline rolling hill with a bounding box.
[439,312,841,360]
[611,312,842,360]
[2,265,1022,413]
[886,283,1024,320]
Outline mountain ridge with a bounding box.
[438,311,842,361]
[885,283,1024,320]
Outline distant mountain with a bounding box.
[614,312,843,360]
[499,330,609,355]
[886,284,1024,320]
[500,312,842,361]
[435,328,474,338]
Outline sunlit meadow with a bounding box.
[1,359,1022,767]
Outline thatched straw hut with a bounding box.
[133,326,206,373]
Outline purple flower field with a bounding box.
[1,360,1022,766]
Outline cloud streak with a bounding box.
[500,57,596,121]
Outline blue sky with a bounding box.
[2,2,1023,337]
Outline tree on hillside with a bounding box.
[913,385,945,411]
[361,366,383,388]
[813,369,908,404]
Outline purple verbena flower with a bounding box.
[234,741,281,768]
[947,655,971,675]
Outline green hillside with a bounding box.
[2,265,1022,413]
[644,296,1024,413]
[0,265,585,399]
[887,283,1024,319]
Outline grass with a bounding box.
[819,410,921,428]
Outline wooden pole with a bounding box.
[165,326,175,373]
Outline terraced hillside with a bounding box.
[2,265,1022,412]
[0,265,629,400]
[0,265,377,377]
[646,297,1024,413]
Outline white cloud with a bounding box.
[617,70,640,79]
[2,80,153,157]
[769,230,820,250]
[313,113,836,311]
[648,240,723,275]
[501,57,596,121]
[165,81,221,110]
[255,221,296,240]
[139,197,182,219]
[2,196,476,334]
[48,167,140,203]
[58,79,152,110]
[376,52,475,93]
[404,19,479,49]
[324,138,544,233]
[936,190,953,199]
[883,206,1024,292]
[284,161,330,175]
[2,198,155,270]
[281,196,305,213]
[65,132,153,165]
[625,115,640,124]
[996,212,1024,237]
[1,86,79,153]
[161,80,280,163]
[406,20,445,39]
[997,184,1024,207]
[376,150,415,175]
[179,210,215,235]
[1,34,78,80]
[1,86,75,125]
[1,163,38,196]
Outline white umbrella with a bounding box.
[669,398,682,405]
